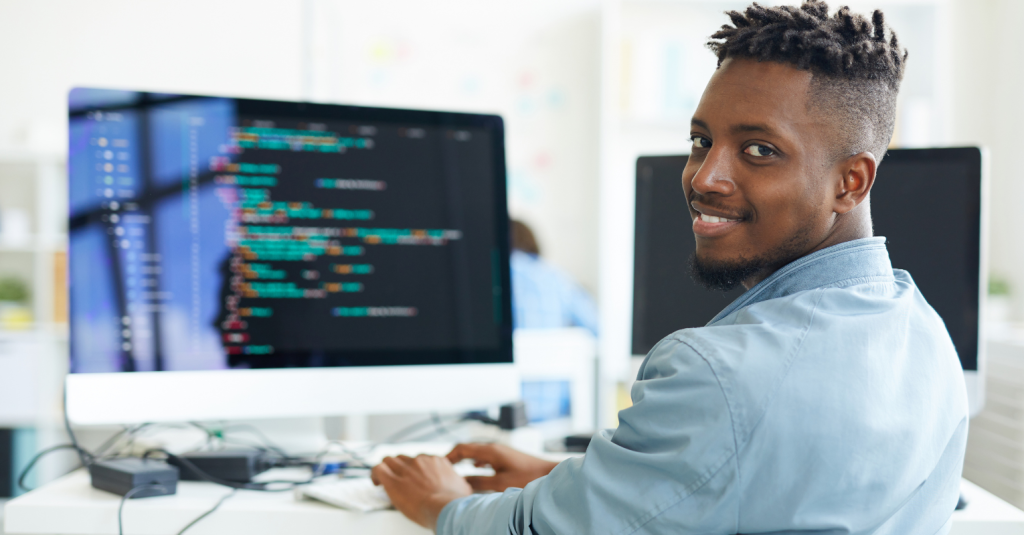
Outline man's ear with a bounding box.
[834,151,876,214]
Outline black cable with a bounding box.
[93,425,136,458]
[143,449,314,491]
[211,423,292,458]
[119,483,169,535]
[399,418,474,444]
[94,423,155,460]
[310,441,373,475]
[430,412,460,440]
[17,424,162,492]
[16,444,79,492]
[62,381,92,466]
[175,488,237,535]
[381,413,466,444]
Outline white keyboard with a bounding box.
[296,463,495,512]
[296,477,393,512]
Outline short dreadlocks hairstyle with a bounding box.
[707,0,907,164]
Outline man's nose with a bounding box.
[689,148,737,197]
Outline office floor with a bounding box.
[1,498,6,534]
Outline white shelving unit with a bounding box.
[0,151,72,492]
[0,150,68,330]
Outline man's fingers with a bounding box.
[447,443,497,465]
[382,456,408,475]
[371,462,395,486]
[464,475,505,492]
[445,443,474,463]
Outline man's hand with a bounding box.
[371,454,472,529]
[446,443,559,492]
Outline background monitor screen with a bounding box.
[631,155,744,356]
[632,148,982,373]
[871,147,983,372]
[69,88,513,373]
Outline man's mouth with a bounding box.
[697,213,739,223]
[690,202,746,237]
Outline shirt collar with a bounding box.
[708,237,893,325]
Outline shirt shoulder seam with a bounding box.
[672,336,743,484]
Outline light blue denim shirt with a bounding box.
[438,237,968,534]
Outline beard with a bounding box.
[688,233,813,292]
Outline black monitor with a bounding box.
[631,148,984,378]
[68,88,514,374]
[871,148,983,372]
[631,155,743,356]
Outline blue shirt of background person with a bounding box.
[509,220,599,336]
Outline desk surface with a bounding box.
[6,471,1024,535]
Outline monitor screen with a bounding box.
[631,155,744,355]
[871,148,982,372]
[69,89,513,373]
[631,149,983,372]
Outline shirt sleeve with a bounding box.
[435,335,741,535]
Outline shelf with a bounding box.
[0,327,68,339]
[0,235,68,254]
[0,150,65,164]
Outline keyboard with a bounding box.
[296,477,392,512]
[295,463,495,512]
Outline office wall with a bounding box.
[0,0,306,146]
[300,0,601,296]
[949,0,1024,322]
[0,0,602,300]
[2,0,1019,313]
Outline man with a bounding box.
[372,1,969,533]
[509,219,599,336]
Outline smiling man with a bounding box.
[371,2,969,533]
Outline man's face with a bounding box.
[684,58,840,290]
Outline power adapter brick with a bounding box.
[89,458,179,498]
[168,450,274,483]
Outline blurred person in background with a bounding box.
[509,219,598,336]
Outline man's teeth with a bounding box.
[700,213,735,223]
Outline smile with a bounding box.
[698,213,738,223]
[692,211,743,238]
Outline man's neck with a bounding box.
[740,211,874,290]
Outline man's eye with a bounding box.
[690,135,711,149]
[743,144,774,157]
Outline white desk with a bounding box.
[6,472,1024,535]
[4,469,429,535]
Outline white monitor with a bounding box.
[66,89,519,425]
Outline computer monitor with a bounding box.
[631,155,744,356]
[66,88,519,425]
[632,148,987,415]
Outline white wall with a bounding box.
[0,0,602,297]
[0,0,305,149]
[949,0,1024,322]
[300,0,601,295]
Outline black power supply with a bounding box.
[168,450,275,483]
[89,458,179,498]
